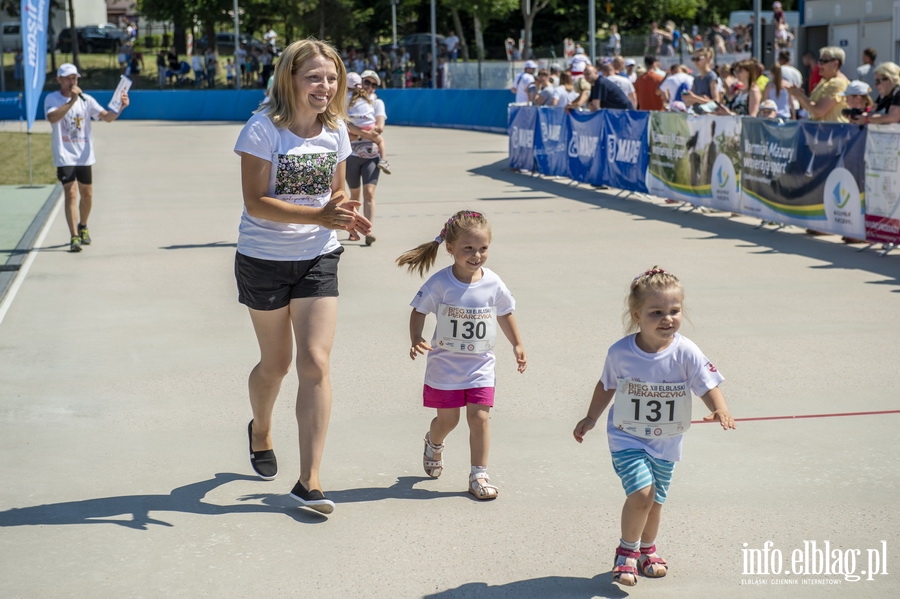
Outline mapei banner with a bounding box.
[534,107,569,177]
[601,110,650,193]
[566,110,604,185]
[741,120,867,237]
[862,124,900,245]
[508,105,536,171]
[647,113,743,212]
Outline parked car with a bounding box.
[195,32,270,55]
[57,26,127,53]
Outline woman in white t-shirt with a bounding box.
[233,39,371,515]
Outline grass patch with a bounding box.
[0,132,56,185]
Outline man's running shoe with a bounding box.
[70,236,83,253]
[78,224,91,245]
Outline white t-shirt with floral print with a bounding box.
[234,112,351,261]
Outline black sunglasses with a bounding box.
[818,58,837,64]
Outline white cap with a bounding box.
[524,60,537,69]
[347,72,362,89]
[840,80,872,96]
[360,69,381,86]
[575,47,585,55]
[625,59,636,66]
[759,99,778,111]
[57,63,79,77]
[772,1,782,8]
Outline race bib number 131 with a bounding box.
[435,304,497,353]
[612,379,691,438]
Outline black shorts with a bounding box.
[346,155,380,189]
[56,166,92,185]
[234,247,344,311]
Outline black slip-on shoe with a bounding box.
[248,420,277,480]
[289,481,335,514]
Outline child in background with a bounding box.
[225,59,235,86]
[573,267,735,586]
[397,211,527,500]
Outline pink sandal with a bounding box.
[612,546,640,586]
[638,544,668,578]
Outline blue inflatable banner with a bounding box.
[601,109,650,193]
[22,0,50,131]
[741,120,866,236]
[508,105,536,171]
[534,107,569,177]
[566,110,604,185]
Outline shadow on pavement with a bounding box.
[0,472,329,529]
[423,574,629,599]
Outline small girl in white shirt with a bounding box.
[397,211,527,500]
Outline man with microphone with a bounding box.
[45,63,129,253]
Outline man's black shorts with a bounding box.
[56,166,92,185]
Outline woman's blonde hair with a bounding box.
[396,211,491,277]
[819,46,845,66]
[258,38,347,130]
[874,62,900,87]
[623,267,684,334]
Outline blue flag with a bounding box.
[21,0,50,131]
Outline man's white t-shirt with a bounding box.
[600,333,724,462]
[513,71,535,104]
[44,92,105,167]
[569,54,589,75]
[410,266,515,390]
[233,112,350,261]
[607,74,635,98]
[658,72,694,103]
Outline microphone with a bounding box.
[78,93,87,102]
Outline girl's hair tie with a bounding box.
[633,268,666,281]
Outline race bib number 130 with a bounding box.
[435,304,497,353]
[612,379,691,438]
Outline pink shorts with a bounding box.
[423,385,494,409]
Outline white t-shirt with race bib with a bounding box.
[233,112,350,261]
[410,266,515,390]
[600,333,724,462]
[44,92,105,167]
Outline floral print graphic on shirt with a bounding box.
[275,151,337,196]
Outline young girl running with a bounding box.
[573,267,735,586]
[397,211,527,500]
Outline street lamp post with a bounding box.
[233,0,241,89]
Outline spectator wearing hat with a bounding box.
[44,63,129,253]
[358,70,390,174]
[511,60,537,104]
[569,48,589,79]
[852,63,900,126]
[758,99,779,119]
[840,80,874,123]
[624,59,637,83]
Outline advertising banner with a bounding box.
[566,110,604,185]
[862,124,900,245]
[508,105,536,171]
[534,107,569,177]
[646,112,700,202]
[601,109,650,193]
[21,0,50,131]
[647,113,742,210]
[741,121,866,237]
